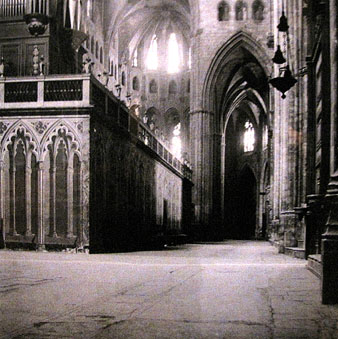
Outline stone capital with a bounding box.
[37,161,44,170]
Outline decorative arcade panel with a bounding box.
[0,117,89,249]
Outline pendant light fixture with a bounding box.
[269,66,297,99]
[269,1,297,99]
[277,11,289,32]
[272,45,286,64]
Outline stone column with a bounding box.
[25,160,32,236]
[322,175,338,304]
[78,161,84,247]
[212,132,223,235]
[37,161,45,250]
[50,165,57,237]
[189,110,214,235]
[321,0,338,305]
[67,163,74,238]
[10,161,18,236]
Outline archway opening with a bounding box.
[223,113,258,240]
[202,35,270,241]
[236,166,257,239]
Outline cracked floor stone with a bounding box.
[1,241,338,338]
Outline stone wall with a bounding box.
[89,112,186,253]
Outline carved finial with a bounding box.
[39,55,45,75]
[32,45,40,75]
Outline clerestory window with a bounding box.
[146,35,158,70]
[168,33,180,73]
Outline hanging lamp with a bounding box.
[277,11,289,32]
[272,45,286,64]
[269,66,297,99]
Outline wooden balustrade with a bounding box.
[0,74,90,108]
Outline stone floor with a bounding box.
[0,240,337,338]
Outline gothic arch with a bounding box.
[1,120,39,162]
[202,31,271,115]
[41,120,81,163]
[222,88,267,134]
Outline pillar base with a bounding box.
[322,238,338,304]
[36,244,46,251]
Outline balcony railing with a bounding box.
[138,123,184,174]
[0,74,91,108]
[0,73,192,179]
[0,0,48,18]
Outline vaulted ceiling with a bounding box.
[104,0,191,56]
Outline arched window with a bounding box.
[132,49,138,67]
[147,35,158,70]
[99,47,103,64]
[87,0,93,18]
[236,1,248,21]
[171,123,182,158]
[218,1,230,21]
[65,0,82,29]
[244,121,255,152]
[168,33,180,73]
[187,79,190,93]
[169,80,177,94]
[149,79,157,93]
[133,76,140,91]
[121,71,126,86]
[95,41,98,59]
[110,59,114,76]
[252,0,264,21]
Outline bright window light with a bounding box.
[263,125,268,149]
[171,123,182,158]
[168,33,180,73]
[147,35,158,70]
[188,47,191,69]
[132,49,138,67]
[244,121,255,152]
[87,0,92,17]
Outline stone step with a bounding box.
[307,254,322,279]
[284,246,306,259]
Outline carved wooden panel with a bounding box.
[0,43,21,76]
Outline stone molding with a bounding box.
[188,110,214,116]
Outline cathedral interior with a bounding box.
[0,0,337,304]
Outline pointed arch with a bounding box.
[1,120,39,162]
[202,31,271,113]
[41,120,81,162]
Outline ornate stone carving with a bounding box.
[0,122,8,134]
[72,121,84,134]
[33,121,48,134]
